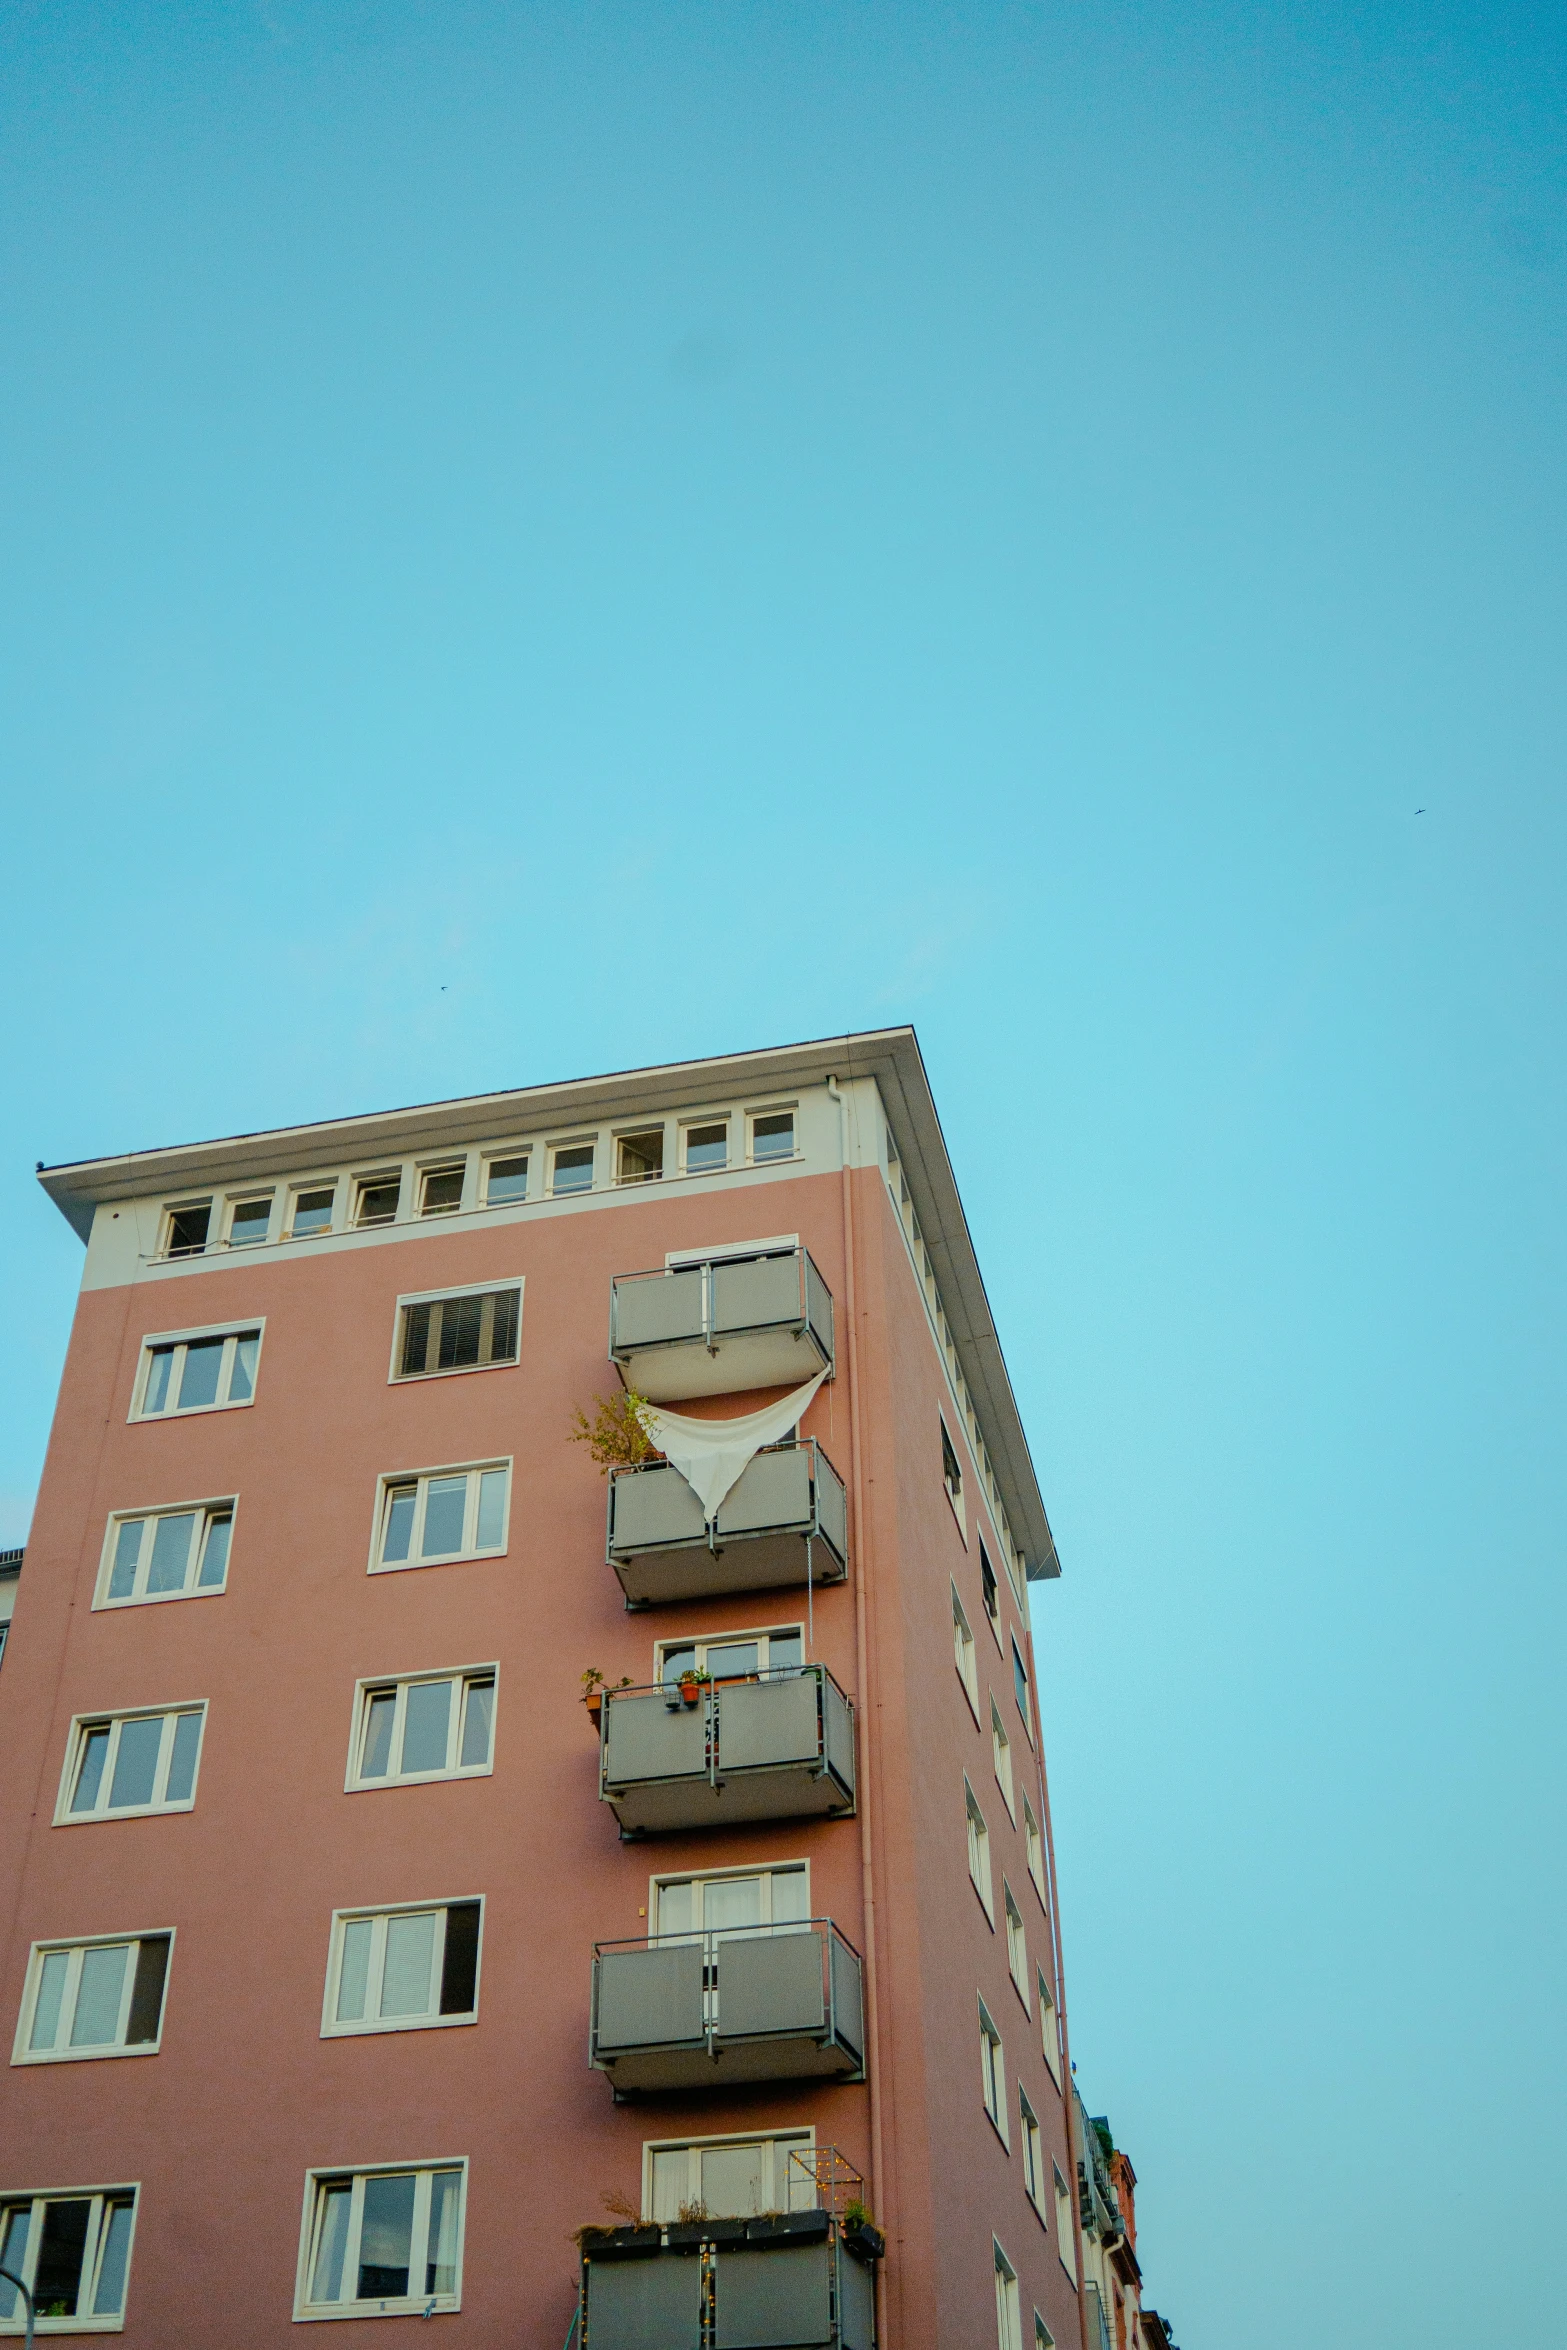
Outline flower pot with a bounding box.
[842,2220,885,2263]
[678,1680,701,1707]
[584,1693,604,1732]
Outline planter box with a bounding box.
[841,2224,885,2265]
[579,2224,663,2260]
[745,2211,832,2246]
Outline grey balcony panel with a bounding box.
[711,1252,804,1339]
[595,1944,705,2053]
[604,1691,709,1787]
[585,2251,703,2350]
[716,1928,826,2043]
[610,1465,709,1554]
[612,1265,707,1351]
[715,1448,814,1539]
[804,1256,834,1367]
[717,1674,821,1772]
[814,1454,848,1564]
[837,2247,876,2350]
[829,1936,865,2065]
[607,1444,849,1607]
[822,1679,856,1798]
[714,2243,833,2349]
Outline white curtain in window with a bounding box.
[640,1368,827,1524]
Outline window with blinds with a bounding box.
[393,1287,520,1380]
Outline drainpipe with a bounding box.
[823,1076,886,2248]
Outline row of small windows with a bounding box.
[153,1107,798,1260]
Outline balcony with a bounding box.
[590,1920,865,2096]
[607,1440,848,1608]
[600,1666,856,1837]
[579,2209,878,2350]
[610,1247,835,1402]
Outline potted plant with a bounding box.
[581,1668,632,1731]
[677,1665,711,1708]
[840,2199,885,2261]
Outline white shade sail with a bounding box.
[640,1368,829,1524]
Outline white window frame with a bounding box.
[0,2184,139,2334]
[352,1170,405,1229]
[56,1705,207,1825]
[1011,1636,1036,1746]
[294,2159,466,2322]
[979,2000,1008,2145]
[1038,1970,1062,2084]
[94,1499,236,1609]
[952,1582,979,1722]
[1053,2165,1076,2281]
[415,1158,469,1219]
[11,1933,173,2066]
[287,1179,341,1241]
[548,1137,598,1196]
[991,1698,1016,1819]
[978,1538,1003,1648]
[941,1417,967,1542]
[481,1147,533,1207]
[641,2130,815,2223]
[1035,2318,1056,2350]
[964,1777,994,1921]
[1003,1882,1030,2010]
[345,1668,498,1793]
[321,1901,483,2039]
[649,1860,811,1937]
[1023,1795,1048,1909]
[745,1103,798,1165]
[679,1117,730,1177]
[223,1191,276,1248]
[614,1125,668,1186]
[1019,2087,1046,2215]
[129,1320,264,1422]
[368,1461,512,1575]
[653,1622,805,1682]
[157,1198,213,1260]
[387,1280,523,1386]
[994,2241,1023,2350]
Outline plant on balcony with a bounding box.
[570,1389,657,1472]
[581,1667,632,1727]
[840,2199,886,2260]
[677,1665,711,1705]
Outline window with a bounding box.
[1038,1971,1062,2083]
[992,1700,1015,1818]
[60,1707,205,1822]
[161,1200,211,1258]
[226,1194,273,1247]
[941,1419,963,1503]
[418,1163,465,1218]
[979,1539,999,1633]
[0,2188,137,2329]
[392,1285,520,1381]
[373,1464,510,1572]
[952,1583,979,1717]
[656,1624,803,1684]
[749,1108,795,1162]
[1019,2088,1045,2212]
[1012,1637,1034,1740]
[550,1141,595,1195]
[133,1323,261,1419]
[1053,2166,1076,2280]
[645,2134,814,2224]
[1035,2316,1056,2348]
[682,1121,728,1175]
[348,1671,496,1789]
[616,1129,664,1184]
[297,2163,464,2319]
[653,1866,809,1941]
[484,1153,530,1205]
[289,1185,337,1239]
[355,1174,402,1228]
[964,1780,993,1920]
[14,1935,171,2064]
[96,1502,234,1607]
[323,1902,481,2037]
[1004,1884,1029,2008]
[993,2242,1023,2350]
[979,2000,1008,2142]
[1023,1796,1048,1907]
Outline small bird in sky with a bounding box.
[1415,807,1425,815]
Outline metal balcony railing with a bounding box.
[609,1246,835,1402]
[578,2204,879,2350]
[600,1664,856,1836]
[590,1919,865,2096]
[606,1438,849,1607]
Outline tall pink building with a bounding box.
[0,1030,1093,2349]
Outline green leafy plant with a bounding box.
[570,1390,657,1472]
[581,1668,633,1703]
[842,2199,878,2232]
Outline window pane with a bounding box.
[438,1295,483,1370]
[381,1485,417,1564]
[752,1112,794,1159]
[685,1124,727,1172]
[649,2150,687,2224]
[1013,1643,1030,1719]
[655,1881,694,1938]
[379,1913,437,2017]
[768,1631,803,1673]
[166,1202,211,1256]
[126,1936,170,2044]
[439,1904,481,2015]
[336,1921,373,2021]
[769,1869,810,1926]
[706,1643,759,1680]
[31,1951,69,2049]
[617,1130,663,1183]
[34,2198,90,2318]
[143,1348,173,1414]
[488,1287,520,1363]
[486,1155,530,1203]
[291,1188,335,1236]
[108,1717,162,1810]
[72,1727,110,1812]
[458,1678,494,1768]
[357,1180,400,1226]
[92,2200,135,2315]
[360,1693,396,1778]
[197,1512,232,1588]
[400,1302,433,1377]
[783,2147,817,2211]
[70,1944,129,2045]
[177,1338,223,1410]
[420,1477,467,1558]
[229,1197,271,1246]
[358,2173,416,2299]
[475,1470,507,1549]
[701,2142,766,2217]
[552,1144,594,1194]
[108,1520,143,1601]
[229,1331,259,1402]
[0,2209,32,2318]
[661,1646,697,1686]
[705,1875,763,1936]
[164,1711,202,1803]
[400,1679,453,1774]
[310,2183,352,2303]
[421,1167,464,1215]
[425,2172,461,2295]
[147,1513,196,1594]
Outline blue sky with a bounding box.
[3,4,1564,2342]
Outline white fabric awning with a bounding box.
[641,1368,829,1525]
